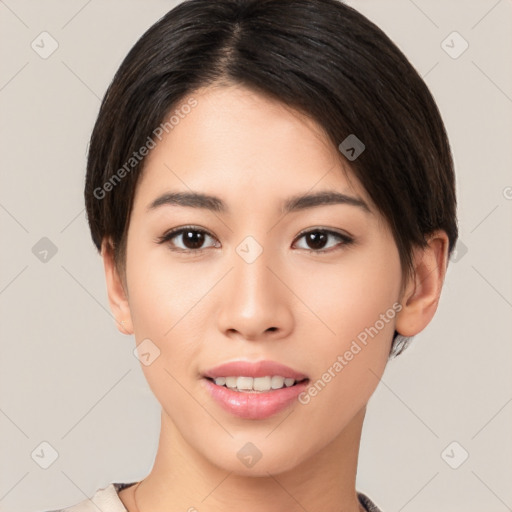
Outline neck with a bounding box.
[130,407,366,512]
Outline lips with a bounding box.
[203,378,309,419]
[201,360,309,420]
[202,360,308,380]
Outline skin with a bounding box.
[102,84,449,512]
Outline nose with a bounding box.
[216,246,294,342]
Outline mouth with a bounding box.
[202,375,310,419]
[200,360,310,419]
[204,375,309,393]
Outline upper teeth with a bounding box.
[213,376,298,392]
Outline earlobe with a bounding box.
[101,237,134,335]
[395,230,449,337]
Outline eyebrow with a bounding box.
[146,190,371,215]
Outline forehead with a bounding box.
[132,84,372,211]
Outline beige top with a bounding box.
[42,483,134,512]
[42,482,383,512]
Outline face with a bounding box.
[115,84,404,475]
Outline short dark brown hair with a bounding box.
[84,0,458,356]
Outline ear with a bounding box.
[395,230,450,337]
[101,237,133,335]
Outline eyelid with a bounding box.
[294,226,354,242]
[292,227,355,253]
[155,225,219,251]
[156,225,355,254]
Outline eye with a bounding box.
[293,228,354,253]
[156,226,219,253]
[156,226,354,255]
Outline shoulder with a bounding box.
[39,482,137,512]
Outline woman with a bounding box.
[44,0,457,510]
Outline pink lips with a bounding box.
[201,360,309,420]
[203,360,308,380]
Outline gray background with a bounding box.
[1,1,511,511]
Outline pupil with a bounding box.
[307,231,327,250]
[184,230,204,249]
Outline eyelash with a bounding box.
[155,225,355,255]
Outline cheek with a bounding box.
[124,246,209,394]
[294,241,401,345]
[126,239,209,336]
[292,242,401,403]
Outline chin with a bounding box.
[196,435,314,477]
